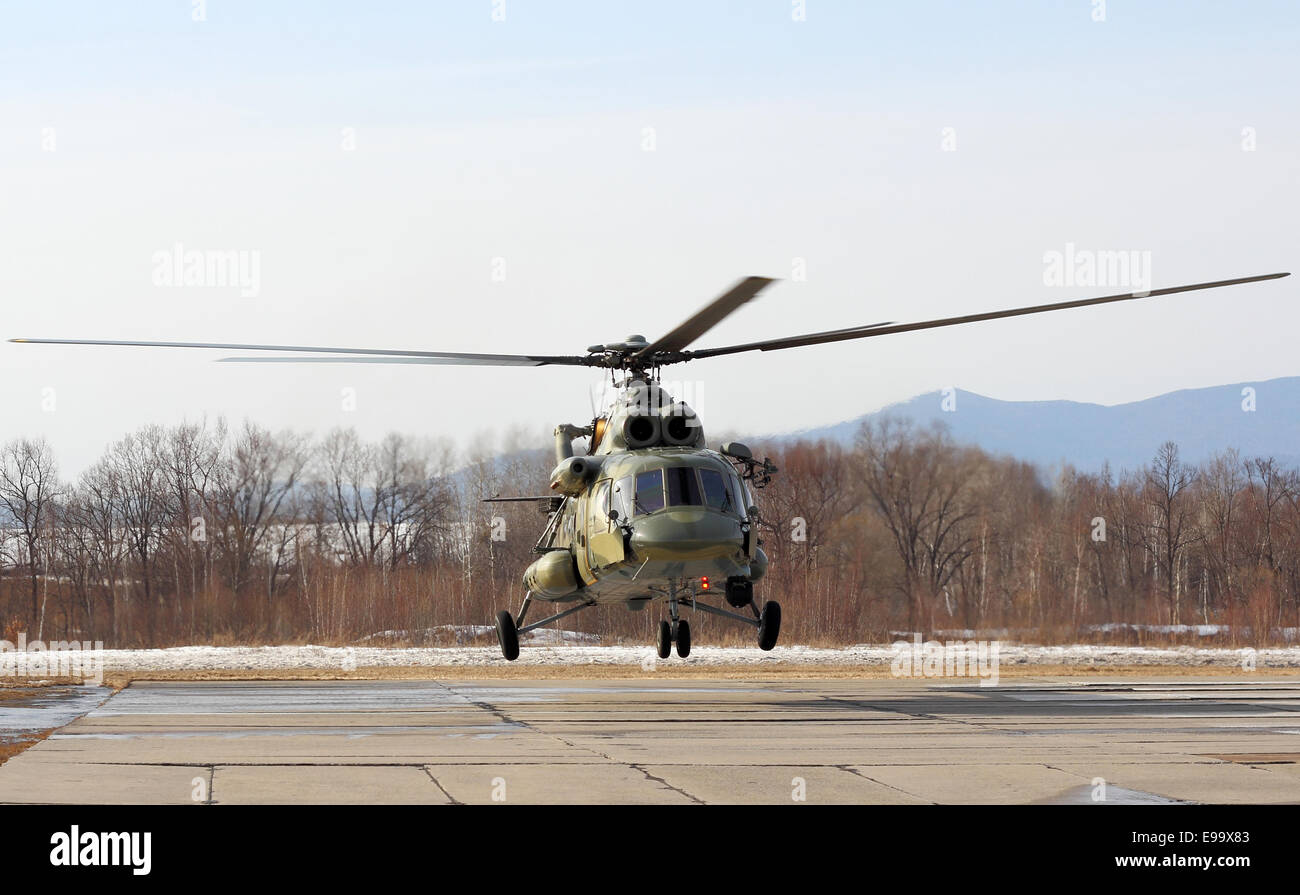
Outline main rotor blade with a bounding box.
[8,338,588,367]
[214,355,549,365]
[687,272,1290,360]
[635,276,776,357]
[481,495,556,502]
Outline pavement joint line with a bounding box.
[626,763,706,804]
[70,761,620,768]
[836,765,934,804]
[421,767,462,805]
[446,682,708,803]
[1041,763,1101,782]
[529,725,709,803]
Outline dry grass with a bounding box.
[0,677,95,697]
[0,730,50,766]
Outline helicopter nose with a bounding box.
[629,509,745,561]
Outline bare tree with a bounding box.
[1199,450,1246,612]
[1143,442,1201,625]
[206,422,308,601]
[1245,456,1294,573]
[109,426,169,638]
[856,419,978,632]
[161,420,225,635]
[0,437,61,633]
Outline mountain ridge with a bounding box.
[766,375,1300,473]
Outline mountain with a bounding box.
[775,376,1300,474]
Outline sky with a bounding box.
[1,1,1297,476]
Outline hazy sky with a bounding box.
[1,1,1296,475]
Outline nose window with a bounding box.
[666,466,702,507]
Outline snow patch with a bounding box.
[22,642,1300,671]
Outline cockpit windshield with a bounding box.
[631,465,738,516]
[634,470,665,514]
[665,466,702,507]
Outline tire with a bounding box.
[495,610,520,661]
[656,620,672,659]
[757,601,781,651]
[675,620,691,658]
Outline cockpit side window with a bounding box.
[612,475,634,521]
[634,469,665,515]
[726,470,750,514]
[698,468,734,513]
[738,476,755,514]
[594,480,611,529]
[665,466,702,507]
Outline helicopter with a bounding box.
[10,270,1289,660]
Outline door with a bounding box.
[587,479,625,571]
[574,491,596,586]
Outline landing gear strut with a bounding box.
[690,592,783,651]
[494,592,597,661]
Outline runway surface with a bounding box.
[3,677,1300,804]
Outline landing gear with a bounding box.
[494,591,597,661]
[757,600,781,651]
[495,610,520,661]
[685,582,779,652]
[675,620,691,658]
[653,596,691,659]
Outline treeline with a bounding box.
[2,418,1299,647]
[0,421,552,647]
[756,419,1300,646]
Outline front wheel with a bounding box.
[656,620,672,659]
[495,610,520,661]
[675,620,691,658]
[757,601,781,651]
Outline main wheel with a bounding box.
[495,610,520,661]
[656,620,672,659]
[757,601,781,651]
[675,619,691,658]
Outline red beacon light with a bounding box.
[701,577,710,591]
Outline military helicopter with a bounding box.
[11,270,1289,661]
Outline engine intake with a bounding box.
[622,414,662,449]
[660,402,702,446]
